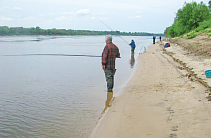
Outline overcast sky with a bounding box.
[0,0,210,33]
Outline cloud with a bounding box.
[55,16,67,20]
[0,6,9,12]
[1,17,13,21]
[94,12,106,15]
[128,15,142,19]
[24,17,36,21]
[135,15,142,18]
[48,12,57,16]
[135,11,142,13]
[76,9,90,15]
[60,12,74,15]
[38,13,45,17]
[12,7,23,11]
[47,20,53,23]
[0,6,22,11]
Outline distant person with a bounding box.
[160,36,161,42]
[129,39,136,53]
[102,34,120,92]
[153,35,156,44]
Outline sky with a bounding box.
[0,0,210,33]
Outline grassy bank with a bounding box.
[169,26,211,59]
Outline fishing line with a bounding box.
[94,17,129,45]
[2,54,102,57]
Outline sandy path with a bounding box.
[90,43,211,138]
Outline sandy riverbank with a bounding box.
[90,41,211,138]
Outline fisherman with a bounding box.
[102,34,120,92]
[129,39,136,53]
[153,35,156,44]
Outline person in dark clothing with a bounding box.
[160,36,161,42]
[129,39,136,53]
[153,35,156,44]
[102,34,120,92]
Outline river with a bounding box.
[0,35,153,138]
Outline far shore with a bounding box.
[0,35,164,37]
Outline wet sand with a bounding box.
[90,41,211,138]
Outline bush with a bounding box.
[164,1,210,37]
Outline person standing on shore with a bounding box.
[102,34,120,92]
[129,39,136,53]
[153,35,156,44]
[160,36,162,42]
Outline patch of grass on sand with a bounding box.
[187,32,197,39]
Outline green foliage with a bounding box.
[164,1,210,37]
[0,26,164,36]
[196,18,211,31]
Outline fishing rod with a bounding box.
[2,54,102,57]
[94,17,129,45]
[2,54,121,58]
[3,18,129,58]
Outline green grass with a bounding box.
[187,32,197,39]
[184,18,211,39]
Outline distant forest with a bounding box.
[0,26,164,36]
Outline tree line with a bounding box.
[165,1,211,37]
[0,26,163,36]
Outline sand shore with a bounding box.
[90,40,211,138]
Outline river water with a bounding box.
[0,35,153,138]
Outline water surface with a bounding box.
[0,35,153,137]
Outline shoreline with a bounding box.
[91,45,148,134]
[90,41,211,138]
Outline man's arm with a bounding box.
[116,47,120,58]
[102,46,108,70]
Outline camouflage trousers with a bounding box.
[104,68,116,92]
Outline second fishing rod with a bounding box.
[94,17,130,46]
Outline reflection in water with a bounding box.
[130,53,135,68]
[100,92,115,116]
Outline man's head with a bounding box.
[105,34,112,42]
